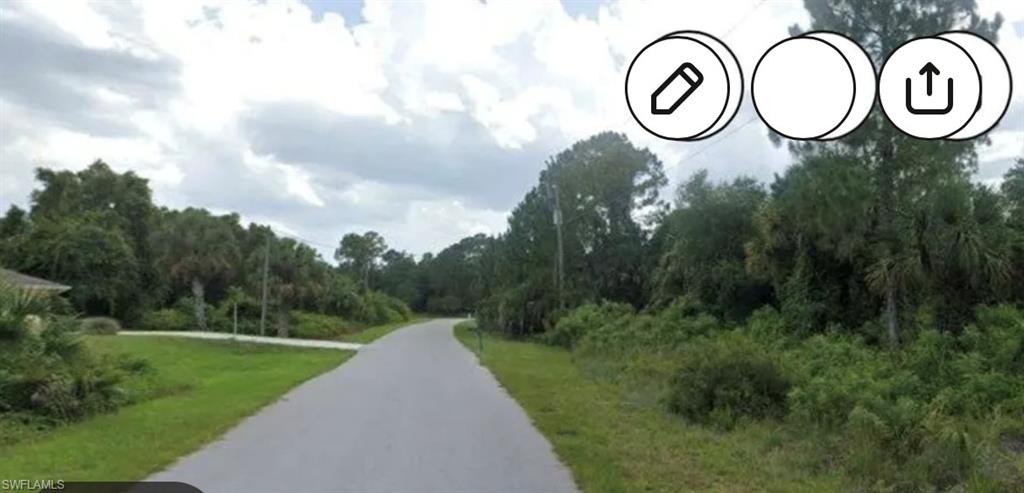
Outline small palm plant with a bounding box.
[0,280,48,341]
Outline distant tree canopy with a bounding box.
[335,231,387,292]
[475,132,667,334]
[0,161,411,329]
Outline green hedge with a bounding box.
[79,317,121,335]
[290,311,355,340]
[667,331,790,428]
[357,291,412,325]
[137,309,192,331]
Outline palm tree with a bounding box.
[154,209,240,331]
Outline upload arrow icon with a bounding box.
[879,32,1012,140]
[907,62,953,115]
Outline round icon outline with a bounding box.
[877,35,982,140]
[752,34,857,140]
[625,32,733,141]
[937,30,1013,140]
[800,30,878,140]
[657,30,745,140]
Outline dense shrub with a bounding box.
[779,307,1024,491]
[137,308,191,331]
[544,301,633,348]
[0,286,128,422]
[79,316,121,335]
[357,291,412,325]
[561,298,1024,490]
[290,311,355,339]
[212,304,257,334]
[962,304,1024,375]
[744,305,788,345]
[477,279,555,337]
[786,333,915,428]
[212,293,262,334]
[425,295,462,315]
[666,331,791,428]
[575,297,721,355]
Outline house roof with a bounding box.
[0,268,71,292]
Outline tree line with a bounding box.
[2,136,1021,342]
[0,162,429,333]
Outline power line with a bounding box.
[677,114,759,167]
[668,0,766,170]
[266,227,336,252]
[724,0,767,38]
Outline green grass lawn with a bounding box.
[338,316,430,344]
[0,336,351,481]
[454,321,846,493]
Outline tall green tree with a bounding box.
[763,0,1005,345]
[1002,158,1024,301]
[420,234,494,314]
[19,213,139,316]
[378,249,422,307]
[0,205,28,239]
[153,208,241,331]
[481,132,666,334]
[0,205,30,266]
[334,231,386,292]
[264,237,327,336]
[653,170,771,319]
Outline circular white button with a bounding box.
[938,31,1013,140]
[752,36,856,140]
[804,32,877,139]
[878,36,981,139]
[625,32,740,141]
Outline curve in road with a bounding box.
[149,318,579,493]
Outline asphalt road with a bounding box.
[149,319,579,493]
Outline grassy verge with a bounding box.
[0,336,351,481]
[338,316,430,344]
[454,321,845,493]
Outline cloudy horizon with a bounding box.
[2,0,1022,258]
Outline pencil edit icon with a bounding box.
[651,62,704,115]
[625,31,742,141]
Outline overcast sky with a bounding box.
[1,0,1022,257]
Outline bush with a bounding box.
[745,305,788,345]
[653,296,720,343]
[666,331,791,428]
[477,280,555,337]
[786,333,920,428]
[357,291,411,325]
[291,311,355,339]
[544,301,633,348]
[575,297,721,356]
[425,295,463,315]
[962,304,1024,376]
[212,293,262,334]
[0,292,128,423]
[79,316,121,335]
[137,308,192,331]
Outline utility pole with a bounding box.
[260,235,269,336]
[550,183,565,310]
